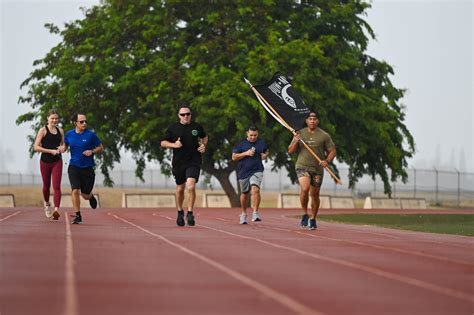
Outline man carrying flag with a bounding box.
[246,72,340,230]
[287,111,337,230]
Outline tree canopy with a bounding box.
[17,0,414,205]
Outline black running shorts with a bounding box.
[172,164,200,185]
[68,165,95,194]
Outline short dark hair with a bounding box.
[248,125,258,132]
[306,111,318,119]
[177,104,191,114]
[72,112,86,122]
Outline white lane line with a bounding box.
[209,216,227,222]
[64,212,79,315]
[216,215,473,267]
[293,229,474,267]
[0,211,21,222]
[276,214,401,239]
[257,220,473,267]
[195,220,474,304]
[279,214,474,248]
[113,214,322,315]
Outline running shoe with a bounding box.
[89,195,98,209]
[44,203,53,218]
[308,219,317,230]
[176,210,185,226]
[300,213,309,227]
[239,213,248,225]
[186,211,195,226]
[71,213,82,224]
[52,210,60,220]
[251,211,261,222]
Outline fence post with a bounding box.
[455,168,460,208]
[413,168,417,198]
[279,170,282,192]
[434,167,439,205]
[373,177,376,197]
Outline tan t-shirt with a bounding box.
[295,127,335,174]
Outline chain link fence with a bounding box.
[1,167,473,207]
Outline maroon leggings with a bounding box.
[40,159,63,207]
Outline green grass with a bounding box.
[318,214,474,236]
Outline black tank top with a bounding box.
[40,126,62,163]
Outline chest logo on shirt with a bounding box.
[192,129,198,136]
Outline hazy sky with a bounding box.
[1,0,472,174]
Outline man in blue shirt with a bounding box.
[62,113,103,224]
[232,126,269,224]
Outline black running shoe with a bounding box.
[300,214,309,227]
[176,210,185,226]
[186,211,195,226]
[89,195,98,209]
[308,219,317,230]
[71,213,82,224]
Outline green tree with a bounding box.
[17,0,414,206]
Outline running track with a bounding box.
[1,207,473,315]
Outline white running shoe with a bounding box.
[239,213,248,225]
[44,203,53,218]
[251,211,261,222]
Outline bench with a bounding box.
[59,194,100,209]
[202,193,231,208]
[0,194,15,207]
[278,193,330,209]
[122,193,176,208]
[329,196,355,209]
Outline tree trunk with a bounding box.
[211,170,240,207]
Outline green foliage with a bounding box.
[17,0,414,199]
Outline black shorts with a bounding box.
[68,165,95,194]
[172,164,201,185]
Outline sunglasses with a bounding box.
[78,120,87,124]
[179,112,191,117]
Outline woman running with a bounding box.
[34,109,64,220]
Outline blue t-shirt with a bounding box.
[64,129,102,168]
[233,139,268,179]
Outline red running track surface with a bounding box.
[1,207,473,315]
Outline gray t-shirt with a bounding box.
[295,127,335,174]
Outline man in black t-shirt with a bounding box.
[161,105,208,227]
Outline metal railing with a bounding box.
[1,167,473,207]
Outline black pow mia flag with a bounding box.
[253,72,310,131]
[245,73,342,184]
